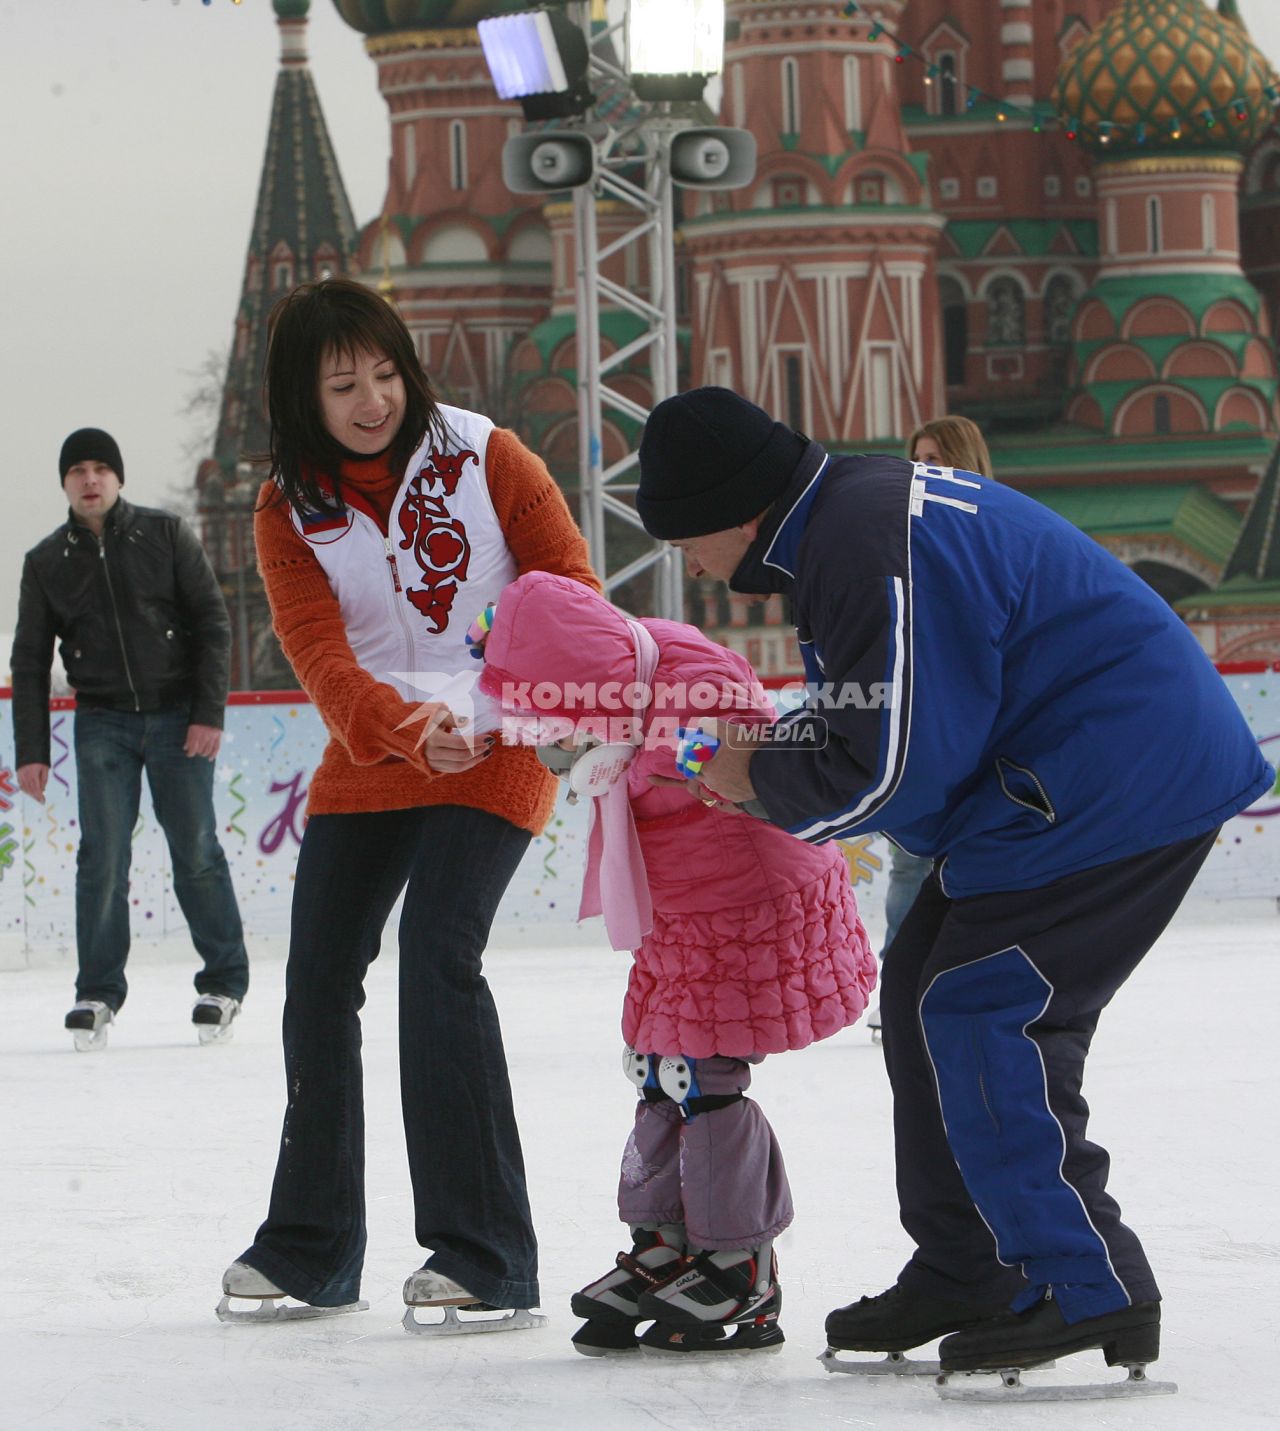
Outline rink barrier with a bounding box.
[0,665,1275,956]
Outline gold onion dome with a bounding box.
[1054,0,1278,156]
[331,0,528,34]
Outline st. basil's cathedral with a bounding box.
[197,0,1280,688]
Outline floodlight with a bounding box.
[628,0,726,102]
[478,9,594,121]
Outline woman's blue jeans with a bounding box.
[73,705,248,1010]
[240,805,538,1309]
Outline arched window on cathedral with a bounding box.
[1044,275,1077,383]
[1202,194,1216,254]
[1154,393,1172,435]
[986,278,1024,347]
[938,54,958,117]
[781,57,800,135]
[1147,195,1163,254]
[450,120,467,191]
[940,276,968,386]
[269,242,294,293]
[403,125,417,191]
[843,55,861,132]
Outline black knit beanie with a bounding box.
[636,387,807,539]
[59,428,124,485]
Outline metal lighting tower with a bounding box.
[481,2,754,620]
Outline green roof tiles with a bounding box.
[1029,481,1241,566]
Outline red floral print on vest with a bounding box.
[398,448,478,633]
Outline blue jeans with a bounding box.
[882,843,933,957]
[240,806,538,1309]
[73,705,248,1011]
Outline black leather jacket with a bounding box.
[10,498,231,767]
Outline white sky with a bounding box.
[2,0,1279,638]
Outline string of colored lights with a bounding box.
[841,0,1280,145]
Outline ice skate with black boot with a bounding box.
[636,1239,784,1357]
[65,1000,113,1053]
[402,1267,546,1336]
[935,1292,1174,1402]
[570,1223,687,1356]
[216,1260,369,1323]
[821,1282,1021,1376]
[193,994,240,1045]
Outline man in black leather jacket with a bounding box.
[11,428,249,1050]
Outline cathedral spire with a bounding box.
[194,0,358,688]
[210,0,356,470]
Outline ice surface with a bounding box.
[3,898,1278,1430]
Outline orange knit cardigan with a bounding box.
[254,427,598,833]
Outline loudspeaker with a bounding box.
[501,132,596,194]
[669,127,757,190]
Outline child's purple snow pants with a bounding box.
[617,1055,793,1250]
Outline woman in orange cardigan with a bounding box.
[218,279,596,1331]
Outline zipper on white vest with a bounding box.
[384,534,415,676]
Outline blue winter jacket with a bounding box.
[739,443,1274,898]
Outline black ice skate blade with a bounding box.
[820,1347,1058,1377]
[936,1364,1176,1402]
[821,1348,936,1376]
[639,1321,785,1357]
[572,1319,641,1356]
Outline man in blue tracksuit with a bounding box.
[635,387,1273,1376]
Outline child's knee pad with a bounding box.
[622,1047,744,1119]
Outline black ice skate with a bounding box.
[636,1241,784,1357]
[65,1000,114,1053]
[570,1224,687,1356]
[935,1294,1175,1402]
[193,994,241,1045]
[820,1282,1015,1376]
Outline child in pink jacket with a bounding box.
[478,570,876,1358]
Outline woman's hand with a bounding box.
[393,699,493,774]
[422,721,495,774]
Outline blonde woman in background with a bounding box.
[868,416,995,1038]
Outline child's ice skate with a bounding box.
[402,1267,546,1336]
[636,1240,784,1357]
[65,1000,113,1052]
[215,1260,369,1323]
[570,1224,687,1356]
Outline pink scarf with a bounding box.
[579,619,659,951]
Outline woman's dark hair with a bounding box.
[259,277,444,514]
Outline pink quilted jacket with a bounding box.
[480,571,876,1059]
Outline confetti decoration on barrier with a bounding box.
[838,834,882,887]
[270,715,286,755]
[228,772,248,840]
[45,805,59,855]
[22,832,36,908]
[50,716,72,796]
[541,823,560,881]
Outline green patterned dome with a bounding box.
[331,0,527,34]
[1054,0,1277,156]
[274,0,310,17]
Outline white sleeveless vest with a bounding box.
[287,404,515,733]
